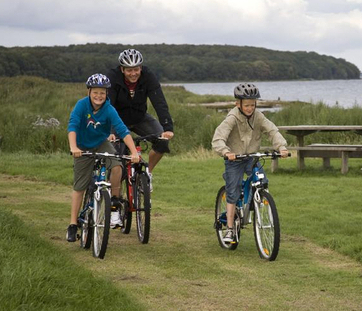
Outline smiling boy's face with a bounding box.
[236,99,256,116]
[89,87,107,109]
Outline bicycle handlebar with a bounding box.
[110,134,168,144]
[223,151,291,160]
[69,151,123,158]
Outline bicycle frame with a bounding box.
[239,159,266,227]
[79,156,111,216]
[122,145,150,213]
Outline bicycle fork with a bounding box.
[93,183,111,229]
[253,188,273,230]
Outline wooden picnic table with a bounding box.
[274,125,362,174]
[278,125,362,147]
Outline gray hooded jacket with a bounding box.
[212,107,287,156]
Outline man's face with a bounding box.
[237,99,256,116]
[121,66,142,83]
[89,87,107,108]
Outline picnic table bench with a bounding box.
[264,125,362,174]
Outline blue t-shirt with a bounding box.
[68,96,130,149]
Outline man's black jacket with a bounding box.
[107,66,173,132]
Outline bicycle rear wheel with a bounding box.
[253,190,280,261]
[121,181,132,234]
[214,186,239,250]
[134,172,151,244]
[92,189,111,259]
[80,188,93,249]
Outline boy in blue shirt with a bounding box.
[67,73,139,242]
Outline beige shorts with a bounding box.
[73,140,122,191]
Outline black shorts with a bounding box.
[128,113,170,154]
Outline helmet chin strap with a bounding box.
[238,108,254,130]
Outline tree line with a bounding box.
[0,43,360,82]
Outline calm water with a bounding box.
[166,79,362,108]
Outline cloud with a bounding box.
[0,0,361,70]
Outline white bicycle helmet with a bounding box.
[86,73,111,89]
[118,49,143,67]
[234,83,260,99]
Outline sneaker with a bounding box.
[111,196,122,209]
[66,224,78,242]
[223,228,234,243]
[111,211,122,229]
[149,173,153,192]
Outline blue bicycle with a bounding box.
[78,151,120,259]
[214,151,288,261]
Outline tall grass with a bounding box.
[1,76,362,153]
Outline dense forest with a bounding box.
[0,43,360,82]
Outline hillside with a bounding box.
[0,43,359,82]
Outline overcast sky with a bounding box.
[1,0,362,71]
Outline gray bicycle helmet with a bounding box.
[86,73,111,89]
[118,49,143,67]
[234,83,260,99]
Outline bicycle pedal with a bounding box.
[76,234,81,240]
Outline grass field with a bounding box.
[1,152,362,311]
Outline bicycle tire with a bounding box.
[214,186,239,250]
[121,180,132,234]
[253,190,280,261]
[80,188,93,249]
[92,189,111,259]
[134,172,151,244]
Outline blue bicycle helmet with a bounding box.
[86,73,111,89]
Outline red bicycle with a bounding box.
[113,134,163,244]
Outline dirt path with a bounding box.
[1,174,362,311]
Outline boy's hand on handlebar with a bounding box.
[70,147,83,158]
[280,149,289,158]
[131,152,140,163]
[224,152,236,161]
[161,131,174,140]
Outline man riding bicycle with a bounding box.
[107,49,174,190]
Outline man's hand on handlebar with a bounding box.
[108,134,116,142]
[161,131,174,140]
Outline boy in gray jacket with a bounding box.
[212,83,288,242]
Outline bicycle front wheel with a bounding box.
[214,186,239,250]
[80,188,93,249]
[253,190,280,261]
[92,189,111,259]
[134,172,151,244]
